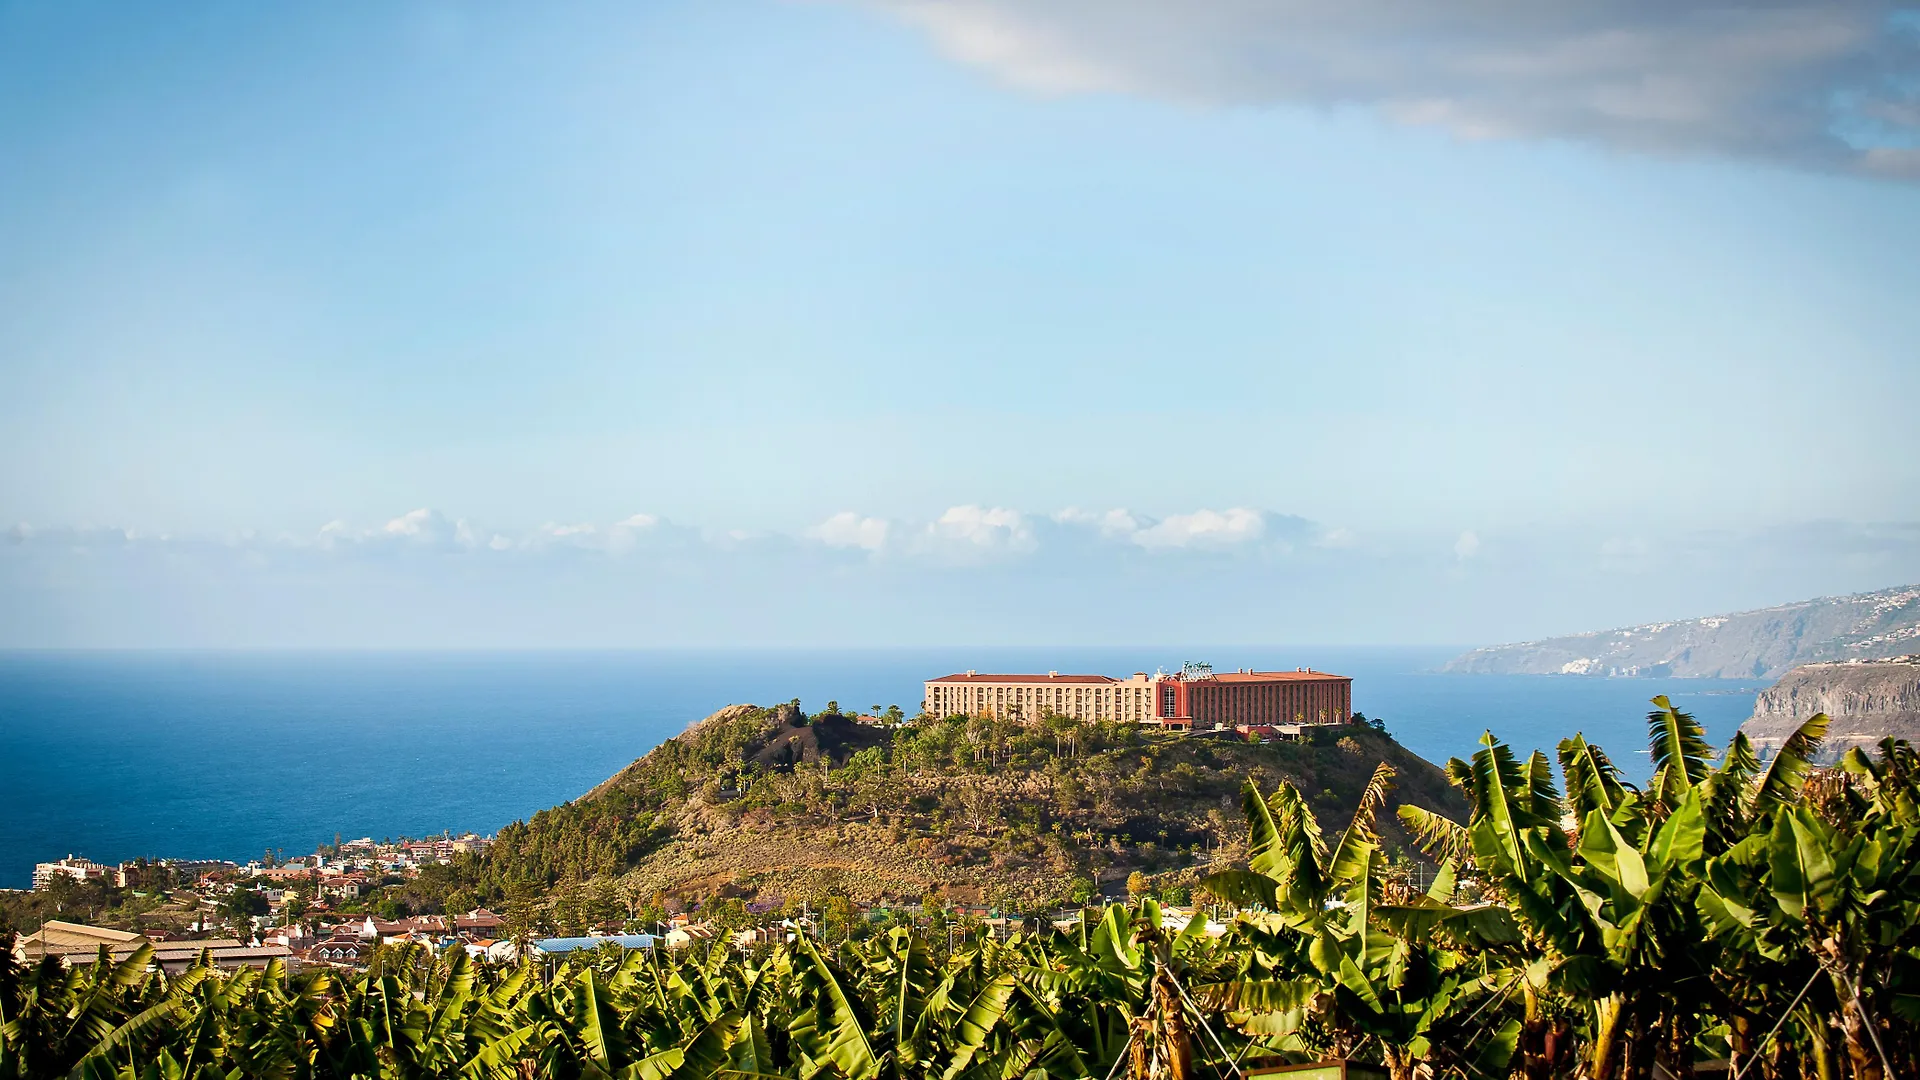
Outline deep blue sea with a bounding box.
[0,648,1766,889]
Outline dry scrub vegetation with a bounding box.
[486,702,1463,913]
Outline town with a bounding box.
[15,835,515,972]
[14,840,1231,975]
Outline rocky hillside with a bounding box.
[1444,584,1920,679]
[1738,655,1920,763]
[486,704,1465,914]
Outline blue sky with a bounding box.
[3,1,1918,647]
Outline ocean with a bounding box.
[0,648,1766,889]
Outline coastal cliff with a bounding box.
[1738,655,1920,762]
[1444,583,1920,679]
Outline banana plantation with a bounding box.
[3,699,1916,1080]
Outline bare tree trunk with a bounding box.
[1130,915,1193,1080]
[1726,1011,1753,1080]
[1658,1009,1698,1080]
[1840,994,1885,1080]
[1622,1012,1659,1080]
[1130,1016,1152,1080]
[1158,974,1193,1080]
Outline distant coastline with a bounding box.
[1444,583,1920,679]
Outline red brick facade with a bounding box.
[1154,669,1351,730]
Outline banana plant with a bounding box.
[1397,712,1723,1080]
[1698,734,1920,1080]
[1199,765,1512,1080]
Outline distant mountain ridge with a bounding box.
[1444,584,1920,680]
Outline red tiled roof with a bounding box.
[1201,670,1348,683]
[928,670,1345,684]
[928,673,1119,685]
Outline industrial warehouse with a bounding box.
[923,662,1352,733]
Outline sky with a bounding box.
[2,0,1918,648]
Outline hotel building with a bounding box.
[924,671,1158,724]
[924,663,1351,732]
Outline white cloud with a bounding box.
[809,511,892,552]
[7,512,1920,647]
[868,0,1920,177]
[382,508,448,540]
[313,509,679,555]
[922,505,1035,555]
[1054,507,1142,537]
[1130,507,1267,550]
[525,522,599,551]
[606,514,662,554]
[314,507,474,550]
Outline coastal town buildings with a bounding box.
[253,864,321,883]
[665,921,722,948]
[12,887,1201,976]
[324,832,491,865]
[924,662,1352,732]
[456,908,506,938]
[32,855,244,892]
[13,921,293,973]
[32,855,112,889]
[306,935,369,966]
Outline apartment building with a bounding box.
[32,855,112,890]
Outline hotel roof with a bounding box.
[927,673,1120,684]
[1201,670,1349,683]
[928,669,1346,684]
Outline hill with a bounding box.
[1739,654,1920,763]
[1443,583,1920,679]
[484,704,1465,913]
